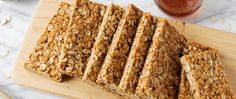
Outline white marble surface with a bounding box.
[0,0,235,99]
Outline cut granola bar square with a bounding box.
[181,50,235,98]
[58,0,106,77]
[96,4,142,91]
[118,12,156,93]
[24,2,74,82]
[82,4,124,82]
[179,41,216,99]
[135,18,187,98]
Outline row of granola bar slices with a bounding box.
[24,0,234,98]
[24,0,187,98]
[24,0,183,97]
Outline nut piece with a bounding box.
[135,18,187,98]
[96,4,143,91]
[24,2,74,82]
[180,51,235,98]
[58,0,106,77]
[118,13,156,93]
[82,4,124,82]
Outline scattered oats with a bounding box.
[5,15,11,22]
[0,15,11,26]
[210,16,217,23]
[0,18,7,25]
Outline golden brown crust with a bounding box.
[24,2,74,82]
[183,41,216,55]
[135,18,187,98]
[118,13,156,93]
[181,51,235,99]
[96,4,143,91]
[82,4,124,82]
[58,0,106,77]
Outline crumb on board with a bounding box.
[0,15,11,26]
[210,16,217,23]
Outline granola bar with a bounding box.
[96,4,142,90]
[180,51,235,98]
[118,13,156,93]
[24,2,74,82]
[179,41,216,99]
[183,41,215,55]
[135,18,187,98]
[82,4,124,82]
[58,0,106,77]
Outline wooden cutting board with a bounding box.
[11,0,236,98]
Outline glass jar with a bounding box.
[155,0,203,16]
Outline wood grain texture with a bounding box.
[11,0,236,98]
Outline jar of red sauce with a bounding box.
[155,0,203,16]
